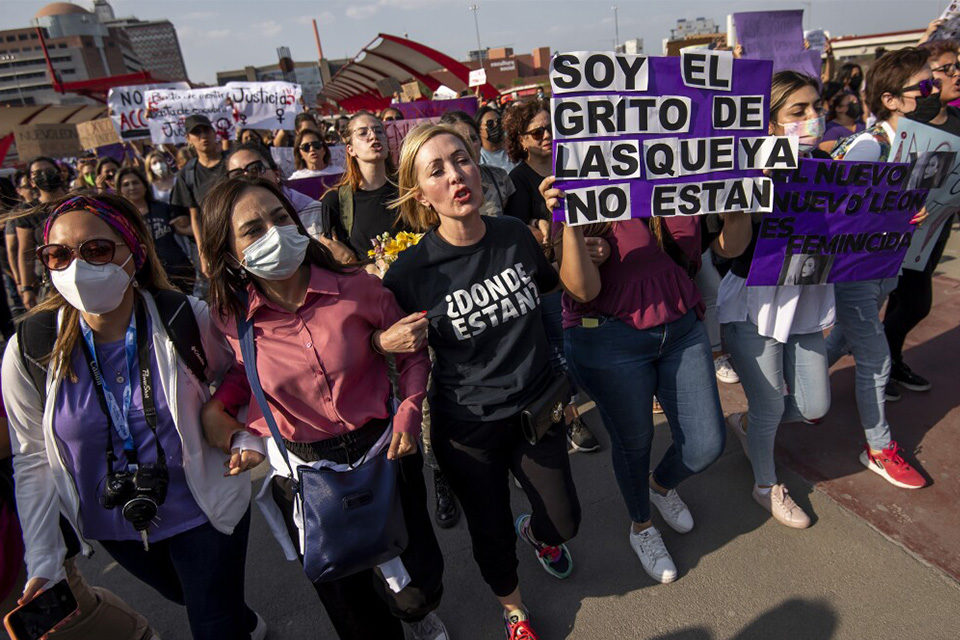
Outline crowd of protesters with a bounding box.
[0,14,956,640]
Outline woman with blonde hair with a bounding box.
[383,124,580,640]
[143,151,176,203]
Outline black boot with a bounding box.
[433,470,460,529]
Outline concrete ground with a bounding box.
[7,221,960,640]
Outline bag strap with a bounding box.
[152,289,208,384]
[16,310,58,406]
[236,312,296,478]
[338,184,355,236]
[646,219,697,279]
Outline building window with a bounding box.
[57,43,67,49]
[5,36,14,42]
[18,34,28,40]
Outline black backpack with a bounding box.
[16,289,208,405]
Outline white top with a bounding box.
[837,120,895,162]
[717,273,835,344]
[151,183,172,203]
[288,167,342,179]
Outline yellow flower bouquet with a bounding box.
[368,231,424,275]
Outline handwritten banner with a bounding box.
[14,123,81,158]
[224,81,302,130]
[550,51,787,224]
[108,82,190,140]
[143,87,236,144]
[746,159,927,285]
[76,117,121,150]
[890,118,960,271]
[733,10,821,79]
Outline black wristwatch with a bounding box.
[18,284,37,293]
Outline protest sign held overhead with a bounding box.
[746,158,928,286]
[550,51,792,225]
[76,118,121,151]
[14,123,81,158]
[108,82,190,140]
[890,118,960,271]
[224,81,303,130]
[732,10,822,80]
[144,86,236,144]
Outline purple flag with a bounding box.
[746,158,927,285]
[395,97,478,119]
[733,10,822,80]
[286,174,343,200]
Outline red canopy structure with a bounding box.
[35,26,161,103]
[321,33,499,111]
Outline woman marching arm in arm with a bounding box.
[198,176,445,640]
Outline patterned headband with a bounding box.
[44,196,147,269]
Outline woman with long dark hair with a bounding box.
[115,166,194,293]
[198,177,447,640]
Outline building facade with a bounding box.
[0,2,140,106]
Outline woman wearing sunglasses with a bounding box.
[289,130,339,180]
[828,47,932,490]
[196,177,446,640]
[2,193,267,639]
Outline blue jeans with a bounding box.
[723,321,831,486]
[565,310,725,523]
[100,509,256,640]
[825,279,895,450]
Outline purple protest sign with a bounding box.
[746,158,927,285]
[733,10,822,80]
[395,97,478,119]
[550,52,784,223]
[286,174,343,200]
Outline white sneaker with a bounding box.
[405,612,449,640]
[251,612,267,640]
[628,525,678,584]
[715,354,740,384]
[648,484,694,533]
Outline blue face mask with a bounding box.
[240,224,309,281]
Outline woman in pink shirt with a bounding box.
[197,177,447,640]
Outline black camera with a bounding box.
[100,464,169,530]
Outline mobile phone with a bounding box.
[3,580,79,640]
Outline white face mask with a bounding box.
[150,160,170,178]
[50,254,134,315]
[241,224,309,281]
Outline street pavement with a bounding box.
[10,222,960,640]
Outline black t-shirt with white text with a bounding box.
[322,182,403,259]
[383,216,559,422]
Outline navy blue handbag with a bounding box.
[237,315,408,583]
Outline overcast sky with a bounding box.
[6,0,950,85]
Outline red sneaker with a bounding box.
[859,441,926,489]
[503,609,539,640]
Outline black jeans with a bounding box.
[99,509,256,640]
[431,411,581,597]
[883,218,953,364]
[272,423,444,640]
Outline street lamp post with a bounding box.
[612,6,620,52]
[469,4,485,71]
[0,54,27,106]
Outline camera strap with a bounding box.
[79,295,165,475]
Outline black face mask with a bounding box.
[905,93,943,124]
[485,119,504,144]
[32,169,63,193]
[848,75,863,92]
[846,102,864,120]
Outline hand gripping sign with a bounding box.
[549,51,795,225]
